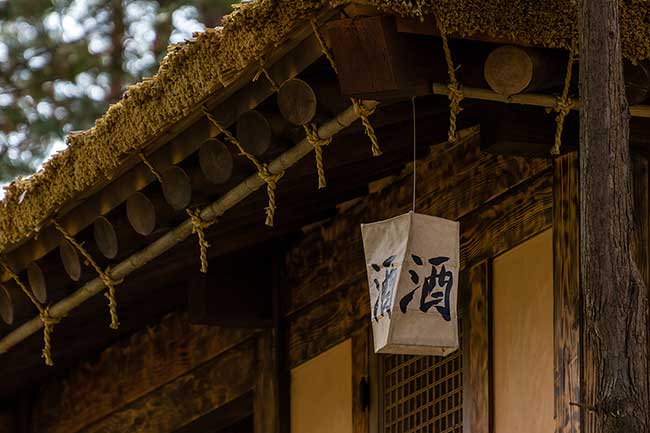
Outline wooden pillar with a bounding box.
[352,328,369,433]
[254,330,279,433]
[579,0,650,431]
[462,261,490,433]
[553,152,581,433]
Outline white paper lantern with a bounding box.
[361,211,460,356]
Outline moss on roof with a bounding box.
[0,0,649,253]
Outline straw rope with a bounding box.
[53,221,122,329]
[204,109,284,226]
[550,38,578,156]
[311,19,381,156]
[186,209,215,273]
[138,151,164,183]
[437,17,464,143]
[303,123,331,188]
[0,261,59,366]
[311,19,338,74]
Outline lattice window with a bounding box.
[380,330,463,433]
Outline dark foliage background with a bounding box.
[0,0,234,183]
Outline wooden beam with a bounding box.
[32,314,258,433]
[484,46,566,97]
[254,330,279,433]
[173,392,253,433]
[553,152,581,433]
[326,15,437,99]
[462,261,489,433]
[80,338,256,433]
[480,102,650,157]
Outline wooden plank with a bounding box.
[174,392,253,433]
[80,338,256,433]
[287,169,552,367]
[326,15,436,99]
[285,127,551,316]
[33,314,258,433]
[254,330,279,433]
[462,261,490,433]
[352,327,369,433]
[553,152,581,433]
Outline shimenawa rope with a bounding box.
[0,261,60,366]
[551,38,578,156]
[138,151,164,183]
[204,109,284,227]
[186,209,215,273]
[311,19,381,156]
[53,221,122,330]
[303,123,331,188]
[437,18,464,143]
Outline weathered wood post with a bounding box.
[579,1,650,432]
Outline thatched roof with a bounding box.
[0,0,648,253]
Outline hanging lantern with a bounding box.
[361,211,460,356]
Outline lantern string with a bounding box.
[412,96,417,213]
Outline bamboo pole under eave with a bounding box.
[0,100,380,355]
[431,83,650,118]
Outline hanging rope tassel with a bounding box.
[311,19,381,157]
[204,109,285,227]
[186,209,215,273]
[551,38,578,156]
[437,18,464,143]
[138,151,164,183]
[1,262,60,366]
[303,123,332,188]
[53,221,123,329]
[351,98,382,156]
[40,307,60,366]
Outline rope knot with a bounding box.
[437,17,464,143]
[53,221,122,330]
[304,123,331,189]
[257,165,284,227]
[39,307,61,366]
[551,37,578,156]
[351,98,382,156]
[186,209,215,273]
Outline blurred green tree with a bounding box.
[0,0,234,183]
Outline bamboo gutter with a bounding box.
[0,100,379,355]
[431,83,650,118]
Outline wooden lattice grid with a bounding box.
[381,329,463,433]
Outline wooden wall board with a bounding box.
[33,314,258,433]
[254,330,280,433]
[287,166,553,368]
[285,128,551,317]
[553,152,581,433]
[462,261,490,433]
[78,338,256,433]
